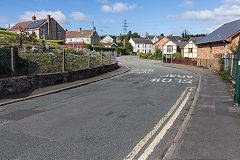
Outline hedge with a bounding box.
[38,39,64,45]
[94,46,115,51]
[116,47,126,54]
[0,30,17,36]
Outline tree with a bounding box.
[181,29,190,41]
[125,41,133,54]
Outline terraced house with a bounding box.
[8,15,65,40]
[197,19,240,70]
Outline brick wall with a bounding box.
[197,34,240,70]
[152,37,170,53]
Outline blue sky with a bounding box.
[1,0,240,36]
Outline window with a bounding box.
[189,48,193,53]
[167,45,173,53]
[210,44,212,54]
[68,38,72,42]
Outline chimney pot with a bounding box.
[65,29,68,31]
[32,15,36,21]
[78,28,81,32]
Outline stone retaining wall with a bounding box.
[0,63,119,97]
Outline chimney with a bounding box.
[47,15,51,21]
[78,28,81,32]
[65,29,68,31]
[32,15,36,21]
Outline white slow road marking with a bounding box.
[138,88,193,160]
[123,87,191,160]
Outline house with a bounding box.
[181,37,203,59]
[162,39,178,57]
[147,35,164,44]
[65,27,100,48]
[100,35,114,43]
[8,15,65,40]
[197,19,240,69]
[129,38,153,54]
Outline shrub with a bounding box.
[0,30,17,36]
[173,52,183,60]
[84,44,93,51]
[94,46,115,52]
[38,39,64,45]
[116,47,126,54]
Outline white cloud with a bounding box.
[18,10,68,24]
[180,1,195,7]
[97,0,108,3]
[168,0,240,26]
[70,12,91,21]
[101,2,135,13]
[0,17,8,23]
[101,5,113,13]
[103,19,116,23]
[206,25,222,33]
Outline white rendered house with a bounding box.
[100,35,114,43]
[129,38,153,53]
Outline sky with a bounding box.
[1,0,240,36]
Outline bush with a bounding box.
[173,52,183,60]
[94,46,115,52]
[38,39,64,45]
[0,30,17,36]
[116,47,126,54]
[84,44,93,51]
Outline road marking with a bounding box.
[138,88,193,160]
[123,87,190,160]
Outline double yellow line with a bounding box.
[124,87,193,160]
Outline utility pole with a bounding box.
[122,19,128,47]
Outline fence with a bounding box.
[0,46,117,79]
[223,54,238,79]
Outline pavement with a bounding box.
[156,63,240,160]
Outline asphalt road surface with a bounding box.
[0,56,198,160]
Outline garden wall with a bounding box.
[0,63,119,97]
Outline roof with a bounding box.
[147,35,163,40]
[168,36,181,42]
[25,19,47,29]
[189,37,204,44]
[8,21,32,31]
[66,30,93,38]
[176,41,188,48]
[198,19,240,44]
[131,38,153,44]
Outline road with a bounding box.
[0,56,198,160]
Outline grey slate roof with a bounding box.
[168,36,181,42]
[132,38,153,44]
[25,19,47,29]
[176,41,188,48]
[198,19,240,44]
[189,37,204,43]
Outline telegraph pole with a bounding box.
[122,19,128,47]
